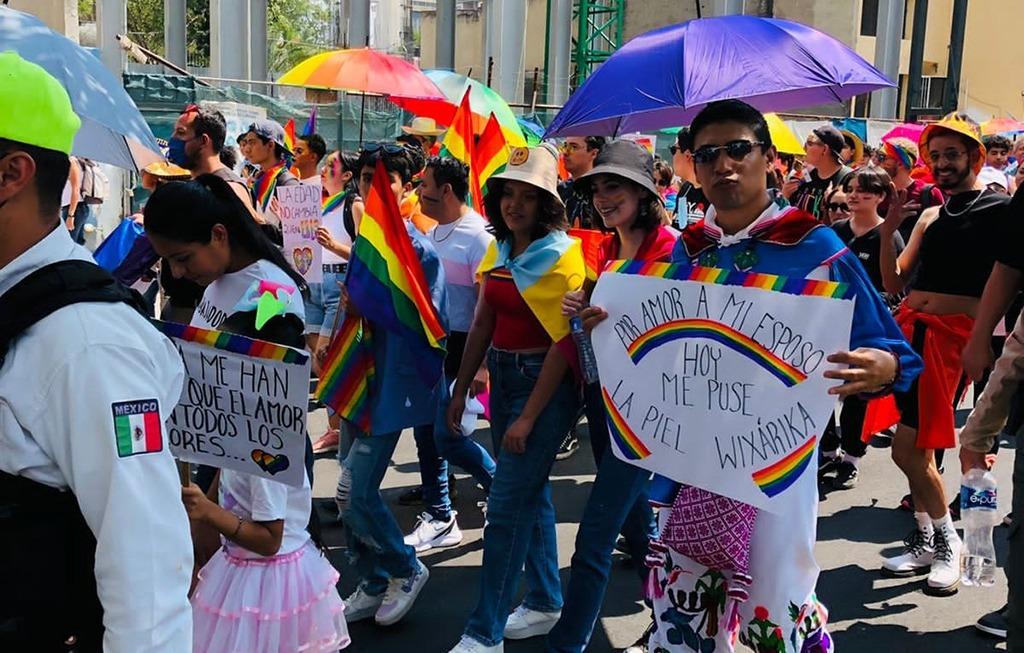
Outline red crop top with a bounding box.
[484,268,552,350]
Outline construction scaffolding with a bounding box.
[571,0,624,90]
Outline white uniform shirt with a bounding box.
[0,227,193,652]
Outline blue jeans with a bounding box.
[414,376,498,521]
[546,452,654,652]
[464,350,578,647]
[342,431,418,595]
[69,203,95,245]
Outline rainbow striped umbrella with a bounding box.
[277,48,443,98]
[390,70,527,147]
[981,117,1024,136]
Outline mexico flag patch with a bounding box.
[111,399,163,457]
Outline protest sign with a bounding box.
[590,261,855,513]
[156,321,311,488]
[277,183,323,283]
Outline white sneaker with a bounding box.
[448,635,504,652]
[926,530,962,595]
[343,584,384,622]
[503,603,562,640]
[374,558,430,625]
[404,511,463,552]
[881,528,933,576]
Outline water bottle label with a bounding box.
[960,486,997,511]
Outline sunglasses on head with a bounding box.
[692,140,764,165]
[361,142,408,156]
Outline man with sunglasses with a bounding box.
[558,136,606,230]
[670,126,708,228]
[575,100,920,653]
[875,113,1013,597]
[783,125,852,221]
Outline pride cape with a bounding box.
[477,230,585,375]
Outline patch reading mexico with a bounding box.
[112,399,163,457]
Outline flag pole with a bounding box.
[176,460,191,487]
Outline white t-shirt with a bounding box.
[191,259,306,330]
[218,468,312,558]
[300,175,323,191]
[428,209,493,332]
[321,197,354,266]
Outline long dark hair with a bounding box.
[483,178,568,242]
[144,174,309,295]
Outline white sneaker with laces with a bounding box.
[448,635,504,652]
[403,511,463,552]
[343,584,384,622]
[926,530,962,595]
[503,603,562,640]
[374,559,430,625]
[881,528,933,576]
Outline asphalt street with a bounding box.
[308,407,1013,652]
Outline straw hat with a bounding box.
[574,139,661,201]
[486,143,563,207]
[920,112,986,174]
[143,161,191,179]
[839,129,865,164]
[401,116,446,137]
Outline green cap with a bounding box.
[0,51,81,154]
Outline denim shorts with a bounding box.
[303,269,346,338]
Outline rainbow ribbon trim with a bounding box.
[604,260,853,299]
[627,318,807,387]
[601,385,652,460]
[751,435,817,497]
[154,321,309,365]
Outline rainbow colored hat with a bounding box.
[920,112,986,174]
[0,51,80,154]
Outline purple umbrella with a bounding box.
[545,16,894,138]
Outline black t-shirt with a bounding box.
[830,218,905,293]
[998,185,1024,271]
[790,165,853,221]
[673,181,708,228]
[558,180,601,229]
[914,189,1013,297]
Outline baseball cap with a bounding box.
[245,119,290,154]
[0,51,81,154]
[811,125,846,162]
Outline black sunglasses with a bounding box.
[692,140,765,165]
[361,142,408,156]
[827,202,850,213]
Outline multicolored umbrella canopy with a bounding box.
[390,70,526,147]
[881,122,925,144]
[277,48,444,99]
[981,117,1024,136]
[656,113,804,155]
[545,16,894,137]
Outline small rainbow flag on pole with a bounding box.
[315,315,375,432]
[346,160,446,380]
[474,112,510,199]
[301,106,318,137]
[441,89,483,212]
[283,118,297,154]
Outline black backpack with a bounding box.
[0,260,149,368]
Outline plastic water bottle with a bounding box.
[570,315,600,384]
[961,468,999,587]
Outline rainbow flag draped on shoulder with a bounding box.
[477,230,586,376]
[316,161,447,430]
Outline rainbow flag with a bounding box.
[253,162,286,212]
[441,89,483,212]
[301,106,317,138]
[322,190,347,215]
[315,315,375,432]
[346,160,446,379]
[475,112,510,199]
[568,228,612,282]
[477,231,585,375]
[283,118,296,154]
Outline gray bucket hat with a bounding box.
[486,143,564,207]
[574,139,661,201]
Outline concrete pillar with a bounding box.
[870,0,904,119]
[164,0,187,65]
[491,0,527,102]
[250,0,268,81]
[436,0,456,70]
[9,0,79,40]
[350,0,371,48]
[95,0,126,75]
[210,0,249,79]
[943,0,969,114]
[547,0,571,104]
[713,0,744,15]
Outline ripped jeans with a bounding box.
[342,431,419,595]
